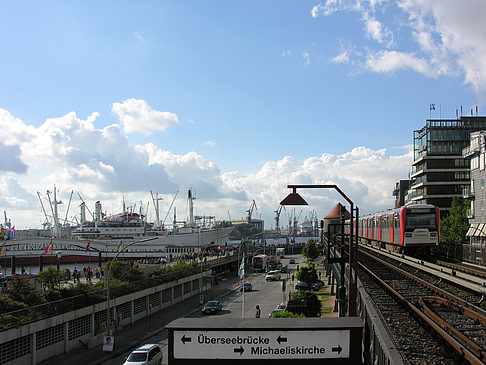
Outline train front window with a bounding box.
[405,212,437,231]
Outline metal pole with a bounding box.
[348,206,358,317]
[338,216,346,317]
[106,240,140,335]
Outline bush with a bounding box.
[290,290,322,317]
[4,275,42,306]
[105,260,143,282]
[0,296,28,313]
[271,310,305,318]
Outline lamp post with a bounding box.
[105,240,141,335]
[199,241,215,305]
[280,184,358,317]
[56,251,62,271]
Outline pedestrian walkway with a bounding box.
[39,274,240,365]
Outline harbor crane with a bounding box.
[246,200,258,223]
[274,205,285,232]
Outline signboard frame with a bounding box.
[166,317,363,365]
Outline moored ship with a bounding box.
[1,189,234,266]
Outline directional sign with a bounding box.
[173,330,350,359]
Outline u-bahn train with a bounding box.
[347,203,440,256]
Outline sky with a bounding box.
[1,0,486,230]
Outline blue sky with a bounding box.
[1,1,485,229]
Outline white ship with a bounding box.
[1,189,233,264]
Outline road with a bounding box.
[102,254,303,365]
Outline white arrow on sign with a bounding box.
[173,329,350,359]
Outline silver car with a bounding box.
[123,343,162,365]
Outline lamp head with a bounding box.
[280,191,308,206]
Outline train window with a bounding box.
[405,211,437,231]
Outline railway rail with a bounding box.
[359,246,486,364]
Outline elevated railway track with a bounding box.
[358,244,486,364]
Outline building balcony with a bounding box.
[463,145,480,158]
[463,186,475,200]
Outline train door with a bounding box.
[389,213,394,243]
[370,218,374,239]
[377,215,382,241]
[394,213,400,244]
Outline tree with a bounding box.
[296,265,318,285]
[290,290,322,317]
[4,275,42,306]
[38,266,63,291]
[104,260,143,283]
[302,239,319,260]
[440,196,469,259]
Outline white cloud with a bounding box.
[0,106,412,229]
[134,31,146,43]
[311,0,486,99]
[362,12,393,46]
[365,50,434,75]
[303,52,311,65]
[203,140,216,147]
[112,98,179,135]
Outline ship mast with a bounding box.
[150,191,163,229]
[47,186,63,238]
[188,189,195,228]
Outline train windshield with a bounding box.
[405,209,437,231]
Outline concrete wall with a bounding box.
[0,271,211,365]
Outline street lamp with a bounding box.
[199,241,215,305]
[105,240,142,335]
[280,184,358,317]
[56,251,62,271]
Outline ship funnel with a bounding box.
[95,201,102,225]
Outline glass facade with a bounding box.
[410,116,486,216]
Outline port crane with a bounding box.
[246,200,258,223]
[274,205,285,232]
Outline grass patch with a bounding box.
[316,291,334,316]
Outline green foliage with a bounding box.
[440,196,469,259]
[302,239,319,260]
[104,260,143,283]
[4,275,42,306]
[296,265,318,285]
[39,266,63,291]
[271,310,305,318]
[291,290,322,317]
[0,296,28,313]
[148,260,199,279]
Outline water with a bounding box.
[229,236,318,246]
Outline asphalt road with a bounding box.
[102,254,303,365]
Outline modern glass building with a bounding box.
[407,116,486,217]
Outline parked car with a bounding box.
[123,343,162,365]
[310,281,324,291]
[289,258,296,264]
[265,270,281,281]
[295,281,309,291]
[201,300,223,315]
[276,302,287,310]
[239,282,252,292]
[280,265,288,273]
[268,309,284,318]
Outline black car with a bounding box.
[289,258,296,264]
[201,300,223,315]
[239,282,252,292]
[295,281,309,291]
